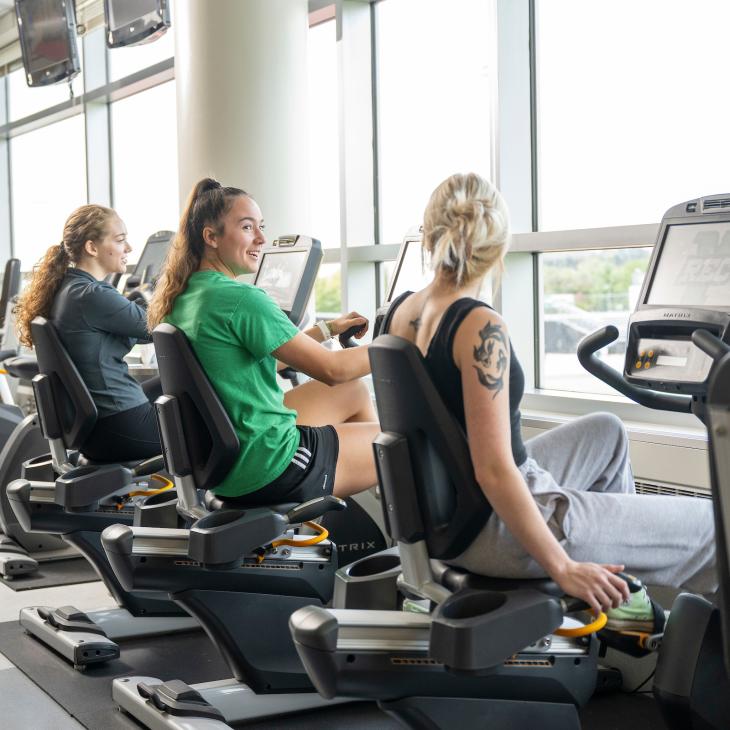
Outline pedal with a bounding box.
[38,605,108,636]
[597,627,660,658]
[138,680,225,721]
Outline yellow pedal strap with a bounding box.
[115,474,173,510]
[554,610,607,637]
[255,521,330,563]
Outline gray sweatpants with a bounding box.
[448,412,717,594]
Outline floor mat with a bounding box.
[579,691,665,729]
[242,693,665,730]
[0,619,228,728]
[0,558,99,591]
[0,617,668,730]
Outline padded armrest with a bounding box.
[431,560,562,597]
[4,355,39,380]
[187,508,289,566]
[55,464,133,509]
[189,496,345,566]
[430,588,564,672]
[0,348,17,362]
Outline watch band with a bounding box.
[316,319,333,340]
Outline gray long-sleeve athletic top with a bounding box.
[50,268,151,418]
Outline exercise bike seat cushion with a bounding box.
[432,560,562,596]
[209,491,297,515]
[76,454,145,470]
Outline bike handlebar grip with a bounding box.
[132,454,166,477]
[577,325,620,360]
[286,495,347,524]
[692,329,730,363]
[338,324,366,349]
[577,326,625,391]
[577,326,692,414]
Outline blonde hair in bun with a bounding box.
[423,173,510,288]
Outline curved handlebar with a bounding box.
[338,323,367,349]
[577,326,692,414]
[131,454,166,477]
[691,329,730,363]
[285,495,346,524]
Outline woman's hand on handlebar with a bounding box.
[329,312,369,339]
[551,560,630,615]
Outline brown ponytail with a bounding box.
[147,178,248,330]
[14,204,116,347]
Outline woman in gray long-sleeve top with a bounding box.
[14,204,162,462]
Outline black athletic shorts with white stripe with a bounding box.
[224,425,339,507]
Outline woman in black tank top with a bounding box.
[385,174,717,612]
[384,172,702,618]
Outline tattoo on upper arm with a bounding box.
[472,321,508,398]
[409,316,422,333]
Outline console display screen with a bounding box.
[255,250,308,311]
[388,238,433,302]
[646,221,730,308]
[133,237,172,284]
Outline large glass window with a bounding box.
[376,0,495,243]
[314,263,342,319]
[540,247,652,394]
[308,19,340,250]
[110,81,179,264]
[8,51,84,122]
[536,0,730,230]
[11,114,87,269]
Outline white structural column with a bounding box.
[337,0,375,315]
[172,0,311,235]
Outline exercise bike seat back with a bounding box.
[31,316,97,452]
[150,325,315,558]
[371,333,493,559]
[0,258,20,331]
[370,333,559,594]
[151,323,239,495]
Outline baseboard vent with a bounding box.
[635,479,710,499]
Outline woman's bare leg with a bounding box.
[284,378,376,426]
[332,422,380,498]
[284,380,379,496]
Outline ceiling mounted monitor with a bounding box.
[15,0,80,87]
[104,0,171,48]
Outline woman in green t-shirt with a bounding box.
[147,178,379,504]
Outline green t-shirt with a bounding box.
[166,271,300,497]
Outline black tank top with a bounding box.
[382,292,528,468]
